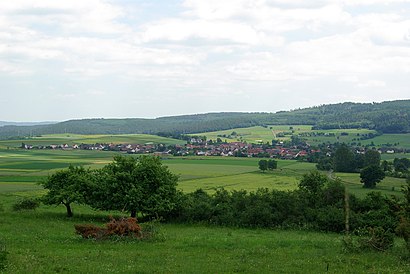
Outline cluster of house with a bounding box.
[21,141,319,159]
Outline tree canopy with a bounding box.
[90,155,179,218]
[40,165,92,217]
[360,165,385,188]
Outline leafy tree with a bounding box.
[91,155,179,218]
[316,156,333,171]
[381,160,392,172]
[360,165,385,188]
[267,159,277,170]
[364,150,381,167]
[333,144,356,172]
[258,160,268,172]
[393,158,410,173]
[298,170,329,196]
[40,165,92,217]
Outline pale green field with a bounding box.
[193,125,380,146]
[302,128,377,146]
[0,133,185,149]
[193,125,313,143]
[0,149,407,198]
[361,133,410,149]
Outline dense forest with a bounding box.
[0,100,409,139]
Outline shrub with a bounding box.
[12,198,40,211]
[357,227,394,251]
[105,217,142,238]
[75,217,142,240]
[396,216,410,251]
[74,224,107,239]
[343,227,394,253]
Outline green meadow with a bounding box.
[193,126,410,151]
[1,147,410,273]
[193,125,313,143]
[1,206,409,273]
[0,133,185,149]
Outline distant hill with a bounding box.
[0,100,408,139]
[0,121,57,127]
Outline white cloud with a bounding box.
[0,0,410,121]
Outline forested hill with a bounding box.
[0,100,409,139]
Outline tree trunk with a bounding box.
[65,203,73,217]
[130,210,136,218]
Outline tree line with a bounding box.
[40,156,410,248]
[2,100,410,140]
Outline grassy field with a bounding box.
[1,148,410,272]
[0,148,407,198]
[0,198,409,273]
[193,126,410,152]
[193,125,313,143]
[193,125,378,145]
[361,133,410,149]
[0,133,185,149]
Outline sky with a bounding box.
[0,0,409,122]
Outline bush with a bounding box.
[74,224,106,239]
[343,227,394,253]
[75,217,142,240]
[396,216,410,252]
[357,227,394,251]
[12,198,40,211]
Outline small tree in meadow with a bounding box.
[258,160,268,172]
[360,165,385,188]
[90,155,179,218]
[40,165,92,217]
[267,159,277,170]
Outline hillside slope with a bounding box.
[0,100,408,139]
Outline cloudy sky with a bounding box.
[1,0,409,121]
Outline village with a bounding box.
[20,137,319,160]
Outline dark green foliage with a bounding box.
[91,155,179,218]
[171,172,403,234]
[1,100,409,139]
[12,198,40,211]
[258,160,268,172]
[333,144,356,172]
[360,165,385,188]
[258,159,277,172]
[396,177,410,251]
[364,150,381,167]
[40,165,92,217]
[351,192,398,231]
[298,170,328,197]
[381,160,392,172]
[267,159,277,170]
[181,189,213,223]
[316,156,333,171]
[0,241,7,271]
[393,158,410,173]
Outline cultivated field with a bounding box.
[1,147,409,273]
[193,126,410,152]
[0,133,185,149]
[0,148,406,197]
